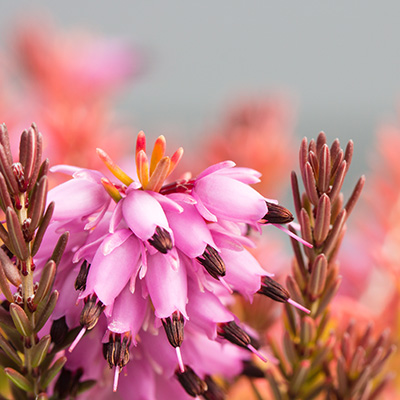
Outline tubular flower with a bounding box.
[45,131,308,398]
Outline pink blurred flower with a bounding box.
[0,16,141,169]
[199,97,296,198]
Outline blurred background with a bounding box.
[1,2,400,398]
[1,1,399,182]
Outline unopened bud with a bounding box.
[148,226,173,253]
[12,162,25,192]
[196,245,226,279]
[176,365,207,397]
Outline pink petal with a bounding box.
[107,282,147,341]
[194,174,267,223]
[187,279,234,339]
[122,189,170,241]
[82,234,141,305]
[220,247,272,300]
[101,228,132,255]
[214,166,262,184]
[145,252,188,319]
[165,200,217,258]
[48,179,109,221]
[196,160,236,180]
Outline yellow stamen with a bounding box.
[136,150,149,188]
[150,135,166,175]
[169,147,184,176]
[96,148,133,186]
[101,178,123,202]
[145,157,171,192]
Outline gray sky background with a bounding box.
[1,1,399,182]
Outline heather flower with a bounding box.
[45,131,308,398]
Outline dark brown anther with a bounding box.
[262,202,294,224]
[217,321,251,349]
[196,245,226,279]
[54,367,83,400]
[79,295,105,331]
[74,261,90,292]
[176,365,207,397]
[258,276,290,303]
[50,316,69,345]
[241,360,265,378]
[162,311,184,348]
[103,332,131,370]
[148,226,173,253]
[203,375,226,400]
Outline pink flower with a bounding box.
[46,131,305,398]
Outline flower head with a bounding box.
[46,131,308,398]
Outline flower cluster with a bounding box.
[37,131,308,399]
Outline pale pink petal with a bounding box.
[48,179,109,221]
[194,174,267,223]
[82,234,141,305]
[107,283,147,341]
[187,279,234,339]
[145,252,188,319]
[214,166,262,184]
[219,247,272,300]
[181,329,247,378]
[101,228,132,255]
[165,200,217,258]
[196,160,236,180]
[122,189,170,241]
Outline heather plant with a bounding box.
[0,123,73,399]
[0,123,396,400]
[262,132,395,399]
